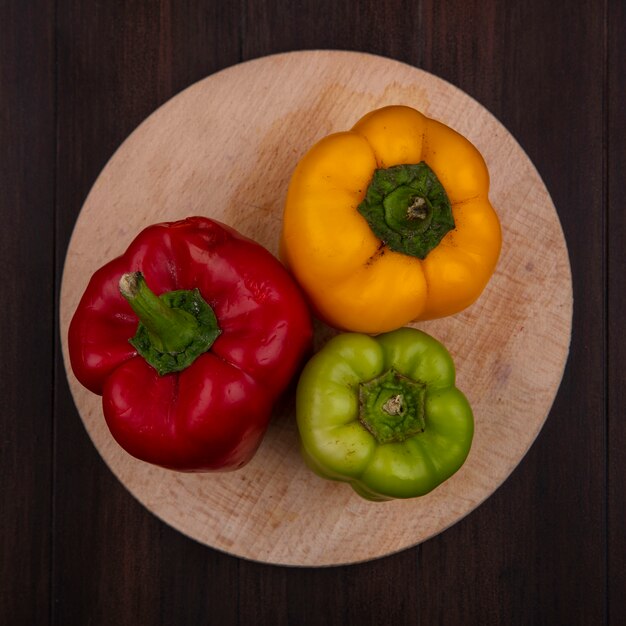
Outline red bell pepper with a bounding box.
[68,217,312,471]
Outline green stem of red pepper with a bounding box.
[119,272,221,376]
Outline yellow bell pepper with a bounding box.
[280,105,502,334]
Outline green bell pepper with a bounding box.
[296,328,473,501]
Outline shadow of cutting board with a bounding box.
[59,50,572,566]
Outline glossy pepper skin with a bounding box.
[296,328,473,501]
[68,217,312,471]
[281,105,502,333]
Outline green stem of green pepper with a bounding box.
[358,368,426,444]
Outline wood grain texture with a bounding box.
[53,1,243,624]
[608,0,625,622]
[0,1,54,623]
[242,0,423,66]
[0,0,619,623]
[418,2,608,624]
[59,51,572,566]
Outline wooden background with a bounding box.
[1,0,623,624]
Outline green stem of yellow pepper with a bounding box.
[357,162,455,259]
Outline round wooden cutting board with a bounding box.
[60,50,572,566]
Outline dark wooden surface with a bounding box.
[1,1,623,624]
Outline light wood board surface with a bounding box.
[59,50,572,566]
